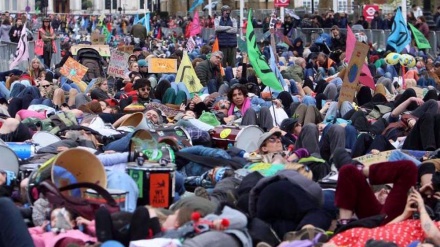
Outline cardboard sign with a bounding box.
[107,50,129,78]
[148,58,178,73]
[70,45,111,57]
[118,45,134,54]
[338,42,369,105]
[353,150,393,166]
[59,57,88,83]
[91,32,106,45]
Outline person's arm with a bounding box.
[214,17,231,32]
[390,97,423,118]
[226,18,238,34]
[413,189,440,245]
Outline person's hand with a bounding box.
[56,146,69,153]
[270,126,286,135]
[419,182,434,198]
[272,99,282,108]
[401,193,418,219]
[192,95,202,104]
[204,97,214,105]
[411,97,424,106]
[76,216,92,226]
[409,188,426,213]
[224,115,235,124]
[0,172,6,186]
[322,101,331,110]
[179,103,186,111]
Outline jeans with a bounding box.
[103,132,134,152]
[207,79,218,94]
[388,150,422,166]
[417,77,436,87]
[377,65,398,79]
[30,98,54,107]
[59,76,81,93]
[322,189,338,221]
[302,95,316,106]
[0,82,10,99]
[318,67,336,78]
[325,101,353,122]
[171,82,191,99]
[289,79,299,95]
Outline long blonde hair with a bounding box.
[29,57,44,79]
[92,77,107,90]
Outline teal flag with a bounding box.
[387,7,411,53]
[246,10,283,91]
[408,23,431,49]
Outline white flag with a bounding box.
[9,25,29,70]
[186,36,195,53]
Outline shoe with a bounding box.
[194,186,210,200]
[95,207,114,242]
[129,206,151,241]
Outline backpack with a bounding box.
[76,48,106,82]
[22,112,78,134]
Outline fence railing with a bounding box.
[1,28,439,73]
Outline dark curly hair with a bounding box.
[227,84,248,103]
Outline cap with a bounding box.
[280,118,298,132]
[137,59,147,67]
[257,131,282,148]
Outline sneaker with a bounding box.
[95,207,114,242]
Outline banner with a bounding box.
[338,42,369,105]
[9,24,29,70]
[91,32,106,45]
[408,23,431,49]
[176,51,203,93]
[387,7,411,53]
[186,37,196,53]
[246,10,283,91]
[148,58,178,73]
[189,0,203,13]
[189,11,202,37]
[60,57,88,83]
[107,50,129,78]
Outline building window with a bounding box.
[5,0,10,11]
[12,0,17,11]
[302,0,318,11]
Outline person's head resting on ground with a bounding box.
[258,131,283,154]
[210,51,223,67]
[280,117,302,137]
[144,109,163,125]
[133,78,152,99]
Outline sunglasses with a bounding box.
[139,87,151,92]
[41,84,52,88]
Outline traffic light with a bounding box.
[105,0,111,9]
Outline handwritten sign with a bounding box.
[107,50,129,78]
[338,42,369,105]
[59,57,88,83]
[353,150,393,166]
[148,58,178,73]
[70,45,111,57]
[91,33,106,45]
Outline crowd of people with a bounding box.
[2,3,440,247]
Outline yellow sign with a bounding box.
[59,57,88,83]
[338,42,369,105]
[148,58,178,73]
[220,129,232,139]
[70,45,111,57]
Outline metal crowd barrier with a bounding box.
[0,40,61,72]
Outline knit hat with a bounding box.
[137,59,147,67]
[280,118,299,132]
[294,148,310,159]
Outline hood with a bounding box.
[292,37,303,46]
[1,25,11,31]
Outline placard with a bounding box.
[107,50,129,78]
[117,45,134,54]
[59,57,88,83]
[148,58,178,73]
[70,45,111,57]
[338,42,369,105]
[91,32,106,45]
[353,150,393,166]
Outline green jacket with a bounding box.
[281,64,304,83]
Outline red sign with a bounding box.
[363,5,379,22]
[274,0,290,8]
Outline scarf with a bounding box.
[228,97,251,117]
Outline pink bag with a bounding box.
[35,39,44,56]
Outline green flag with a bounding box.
[408,23,431,49]
[246,10,283,91]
